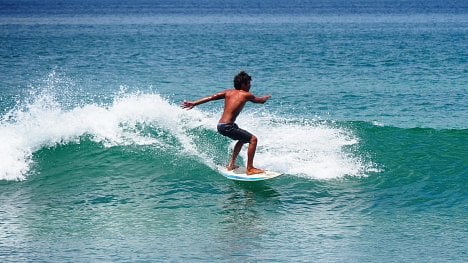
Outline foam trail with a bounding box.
[232,113,372,180]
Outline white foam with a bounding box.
[0,90,209,181]
[233,113,371,180]
[0,89,374,181]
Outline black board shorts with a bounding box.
[217,123,253,143]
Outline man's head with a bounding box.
[234,71,252,90]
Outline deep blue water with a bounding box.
[1,0,467,262]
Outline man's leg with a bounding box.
[227,140,244,170]
[246,135,264,175]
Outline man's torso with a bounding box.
[218,89,250,124]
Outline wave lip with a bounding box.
[0,91,200,181]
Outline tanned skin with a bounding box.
[182,81,270,175]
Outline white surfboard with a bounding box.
[218,166,283,181]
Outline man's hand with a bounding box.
[182,101,195,110]
[261,95,271,102]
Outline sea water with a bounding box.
[0,0,467,262]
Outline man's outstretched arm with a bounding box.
[182,91,226,110]
[249,94,271,104]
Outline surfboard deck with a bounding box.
[218,166,283,181]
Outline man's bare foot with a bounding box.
[246,167,264,175]
[227,165,239,171]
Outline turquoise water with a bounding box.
[1,1,467,262]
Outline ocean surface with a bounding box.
[1,0,467,262]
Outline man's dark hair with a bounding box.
[233,71,252,90]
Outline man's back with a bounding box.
[219,89,250,124]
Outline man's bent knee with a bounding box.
[250,135,257,144]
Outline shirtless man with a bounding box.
[182,71,271,175]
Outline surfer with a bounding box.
[182,71,271,175]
